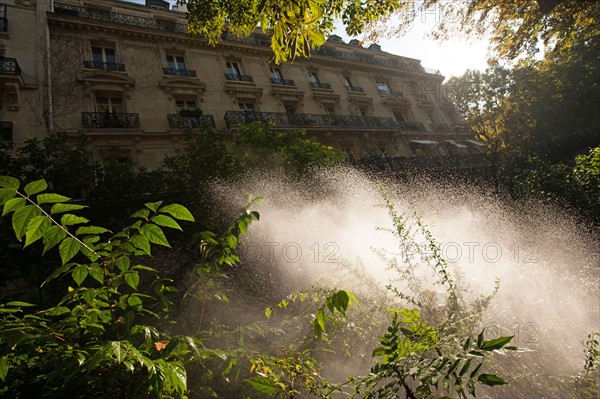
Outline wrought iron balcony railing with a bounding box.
[167,114,215,129]
[0,121,13,142]
[84,60,125,71]
[82,112,140,129]
[225,73,253,82]
[310,82,333,90]
[0,57,21,74]
[163,68,197,77]
[270,77,295,86]
[0,17,7,33]
[53,3,187,33]
[224,111,427,132]
[345,86,364,93]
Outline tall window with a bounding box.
[92,46,117,66]
[283,102,297,114]
[270,67,283,80]
[238,102,255,112]
[175,99,197,113]
[226,61,241,78]
[376,80,391,95]
[239,102,256,123]
[308,72,320,85]
[343,76,353,90]
[0,5,7,33]
[96,95,124,113]
[392,110,405,122]
[166,55,186,72]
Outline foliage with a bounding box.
[0,175,199,398]
[181,0,600,62]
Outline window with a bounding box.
[392,110,405,122]
[238,102,257,123]
[92,46,117,66]
[166,54,186,72]
[270,67,283,80]
[324,105,335,115]
[309,72,320,85]
[226,61,241,78]
[343,76,353,90]
[376,80,391,95]
[175,99,197,113]
[238,102,254,112]
[96,95,124,113]
[358,106,368,117]
[0,5,6,33]
[283,102,297,114]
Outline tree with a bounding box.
[181,0,600,62]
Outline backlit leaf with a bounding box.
[24,215,51,248]
[61,214,89,226]
[71,264,88,286]
[480,336,514,351]
[2,197,25,215]
[247,376,279,394]
[12,205,41,241]
[24,179,48,196]
[37,193,70,204]
[159,204,194,222]
[50,203,87,215]
[43,225,67,255]
[151,214,182,230]
[124,271,140,290]
[59,237,81,265]
[141,224,170,247]
[0,175,20,190]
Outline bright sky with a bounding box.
[125,0,491,80]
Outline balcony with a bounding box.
[0,122,13,141]
[0,17,7,33]
[0,57,21,75]
[167,114,215,129]
[270,77,295,86]
[224,111,427,132]
[225,73,253,82]
[310,82,333,90]
[163,68,197,77]
[83,60,125,72]
[345,85,365,93]
[82,112,140,129]
[53,3,187,33]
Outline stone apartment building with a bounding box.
[0,0,484,169]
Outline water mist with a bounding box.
[204,167,599,398]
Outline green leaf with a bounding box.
[124,271,140,290]
[372,346,386,357]
[265,307,272,319]
[59,237,81,265]
[332,290,350,315]
[247,376,280,394]
[76,226,110,235]
[477,373,507,386]
[89,264,104,283]
[24,179,48,196]
[480,336,514,351]
[470,362,484,379]
[145,201,162,212]
[0,357,8,382]
[0,176,20,190]
[5,301,36,307]
[71,264,88,286]
[159,204,195,222]
[140,224,170,247]
[459,358,472,376]
[41,263,72,286]
[130,234,151,255]
[477,329,485,348]
[43,225,68,255]
[116,257,130,272]
[0,188,17,206]
[50,203,87,214]
[37,193,70,204]
[152,214,182,230]
[131,208,150,219]
[12,205,41,241]
[24,216,51,248]
[111,341,124,363]
[2,197,25,215]
[316,307,325,331]
[61,214,89,226]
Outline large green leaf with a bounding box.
[12,205,42,241]
[247,376,280,394]
[59,237,81,265]
[24,179,48,196]
[2,197,25,216]
[71,264,88,286]
[124,271,140,290]
[0,357,8,382]
[151,214,182,231]
[61,214,90,226]
[37,193,70,204]
[480,336,514,351]
[24,215,51,248]
[50,203,87,215]
[130,234,151,255]
[0,176,20,190]
[477,373,507,386]
[0,188,17,206]
[140,224,170,247]
[76,226,110,235]
[159,204,195,222]
[43,225,68,255]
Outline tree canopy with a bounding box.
[181,0,600,62]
